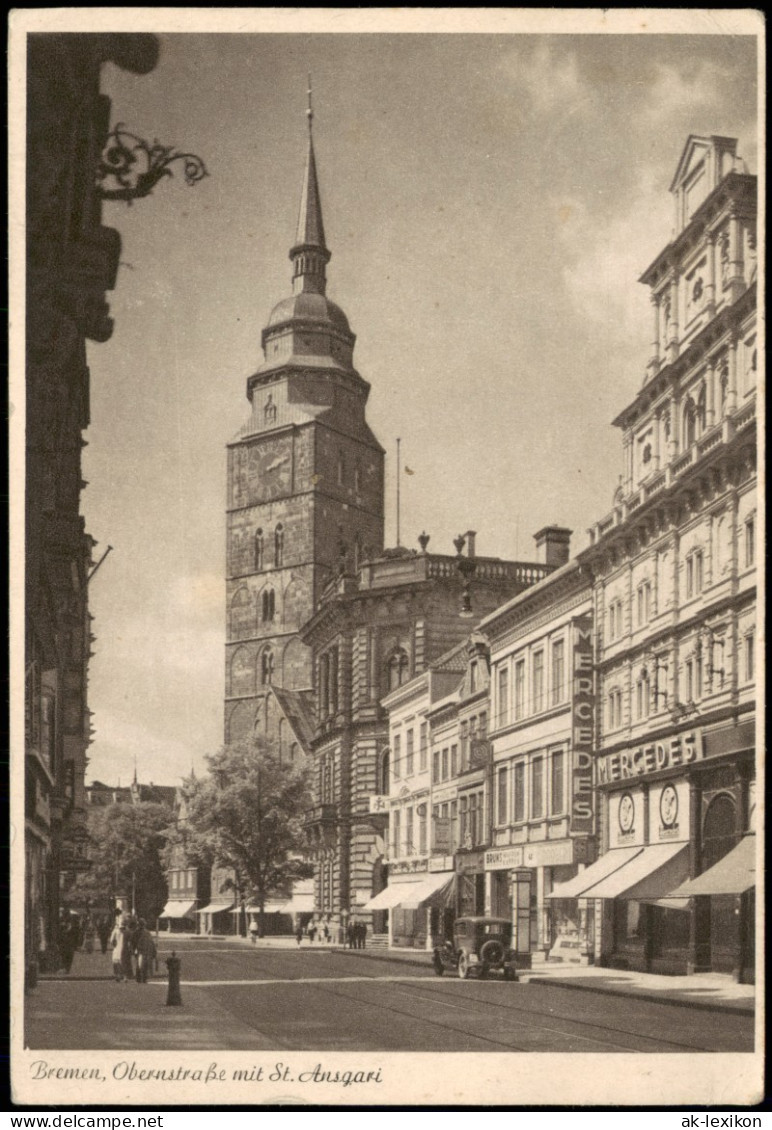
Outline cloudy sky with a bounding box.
[71,15,758,786]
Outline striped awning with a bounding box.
[159,900,196,919]
[197,902,234,915]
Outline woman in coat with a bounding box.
[110,916,129,982]
[133,919,156,983]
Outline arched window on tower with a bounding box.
[254,529,264,571]
[261,649,274,686]
[261,588,275,623]
[275,524,284,567]
[386,649,410,692]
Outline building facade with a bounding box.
[24,33,159,983]
[301,538,554,938]
[482,555,596,964]
[555,135,757,981]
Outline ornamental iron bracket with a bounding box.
[97,123,209,203]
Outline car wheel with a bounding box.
[458,952,472,979]
[433,954,444,976]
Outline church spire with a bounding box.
[290,77,330,296]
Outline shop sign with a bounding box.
[390,858,428,875]
[653,779,690,843]
[523,840,575,867]
[597,730,702,784]
[432,817,451,853]
[368,795,389,814]
[456,851,485,874]
[608,787,645,849]
[429,855,454,872]
[484,846,524,871]
[570,615,594,834]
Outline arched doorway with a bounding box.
[702,793,739,973]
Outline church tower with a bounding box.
[225,94,385,745]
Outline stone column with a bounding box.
[705,358,716,425]
[728,213,744,298]
[649,293,661,371]
[667,274,679,361]
[727,333,739,413]
[705,234,717,313]
[669,393,680,456]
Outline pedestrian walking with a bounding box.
[123,916,138,980]
[134,919,156,983]
[249,918,258,945]
[97,915,111,955]
[346,922,354,949]
[295,922,303,947]
[308,922,316,944]
[323,921,330,944]
[83,914,95,955]
[58,912,79,974]
[110,917,129,982]
[360,921,367,949]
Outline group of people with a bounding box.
[110,912,157,983]
[346,921,367,949]
[303,919,332,945]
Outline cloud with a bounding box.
[500,41,582,112]
[641,61,725,124]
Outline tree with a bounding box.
[66,802,171,922]
[184,738,313,937]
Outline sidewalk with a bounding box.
[337,945,756,1015]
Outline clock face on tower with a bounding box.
[249,438,292,501]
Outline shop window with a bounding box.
[532,651,545,712]
[419,722,428,770]
[393,734,401,781]
[497,666,509,726]
[531,756,544,820]
[405,729,414,776]
[551,750,565,815]
[514,659,526,719]
[513,762,526,823]
[497,766,508,825]
[551,639,565,705]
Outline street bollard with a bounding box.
[165,951,182,1006]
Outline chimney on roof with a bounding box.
[465,530,476,558]
[533,526,572,568]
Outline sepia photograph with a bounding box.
[10,8,763,1108]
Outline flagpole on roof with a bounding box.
[396,437,401,547]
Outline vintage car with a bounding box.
[432,916,518,980]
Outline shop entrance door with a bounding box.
[702,794,740,973]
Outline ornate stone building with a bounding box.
[554,136,757,981]
[301,538,555,938]
[24,33,159,984]
[224,107,384,750]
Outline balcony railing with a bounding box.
[304,803,338,828]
